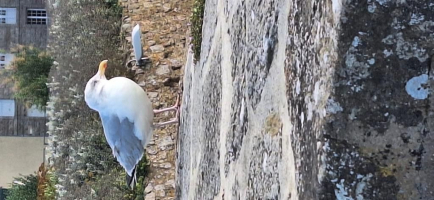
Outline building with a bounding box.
[0,136,45,188]
[0,0,48,136]
[0,0,48,52]
[0,0,48,188]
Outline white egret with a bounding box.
[84,60,179,188]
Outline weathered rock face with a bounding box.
[176,0,434,199]
[322,1,434,199]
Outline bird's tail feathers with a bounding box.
[126,166,137,190]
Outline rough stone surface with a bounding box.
[119,0,190,199]
[321,1,434,199]
[156,64,171,76]
[169,59,182,70]
[121,23,131,31]
[177,0,298,199]
[176,0,434,199]
[145,184,154,194]
[145,192,156,200]
[165,179,175,189]
[148,40,156,46]
[147,92,159,100]
[150,45,165,53]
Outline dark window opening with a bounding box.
[26,9,47,25]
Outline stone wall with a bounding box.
[176,0,434,199]
[322,0,434,199]
[119,0,191,199]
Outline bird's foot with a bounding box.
[153,93,180,114]
[126,57,151,68]
[153,94,180,128]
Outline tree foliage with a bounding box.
[5,174,38,200]
[4,46,53,108]
[191,0,205,63]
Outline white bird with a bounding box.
[132,24,143,64]
[84,60,179,188]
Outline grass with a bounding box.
[191,0,206,63]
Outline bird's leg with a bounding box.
[154,117,178,128]
[154,106,179,128]
[153,94,180,128]
[153,106,177,114]
[153,93,180,114]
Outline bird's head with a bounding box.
[85,59,108,94]
[84,60,108,110]
[98,60,108,77]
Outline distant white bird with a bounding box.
[84,60,179,188]
[132,24,143,64]
[126,24,150,67]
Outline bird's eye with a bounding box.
[92,80,98,87]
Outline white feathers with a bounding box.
[84,66,154,176]
[132,24,143,61]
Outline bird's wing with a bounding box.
[104,77,154,147]
[100,113,144,176]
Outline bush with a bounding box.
[102,0,123,17]
[191,0,206,63]
[0,46,53,108]
[123,156,149,200]
[85,156,149,200]
[36,163,58,200]
[5,174,38,200]
[45,0,149,198]
[43,171,58,200]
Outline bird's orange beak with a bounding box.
[98,60,108,76]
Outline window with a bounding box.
[27,105,46,117]
[0,99,15,117]
[0,54,13,68]
[0,8,16,24]
[27,9,47,25]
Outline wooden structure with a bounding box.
[0,0,48,137]
[0,0,48,51]
[0,101,46,136]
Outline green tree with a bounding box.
[5,174,38,200]
[3,46,53,108]
[191,0,205,63]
